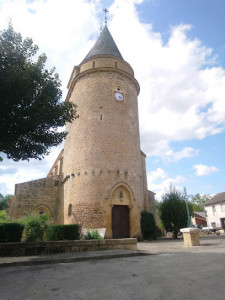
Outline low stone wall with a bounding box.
[0,238,137,257]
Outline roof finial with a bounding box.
[103,8,109,25]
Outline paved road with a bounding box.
[1,235,225,300]
[138,234,225,254]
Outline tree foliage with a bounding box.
[0,210,11,223]
[192,193,211,205]
[0,194,13,210]
[190,194,211,212]
[0,23,77,161]
[159,186,193,238]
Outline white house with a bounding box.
[204,192,225,230]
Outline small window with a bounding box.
[93,61,95,68]
[68,204,72,216]
[221,204,225,212]
[212,206,216,216]
[115,62,118,68]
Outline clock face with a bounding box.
[115,92,124,101]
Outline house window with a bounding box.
[212,206,216,216]
[221,204,225,212]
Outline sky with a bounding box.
[0,0,225,199]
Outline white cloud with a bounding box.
[149,168,168,181]
[193,164,219,176]
[164,147,199,162]
[147,168,186,200]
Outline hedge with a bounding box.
[46,224,80,241]
[141,211,156,240]
[0,223,24,243]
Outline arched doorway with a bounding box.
[112,205,130,238]
[110,183,133,238]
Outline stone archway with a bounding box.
[32,204,51,216]
[109,182,134,238]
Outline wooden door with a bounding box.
[112,205,130,238]
[220,218,225,229]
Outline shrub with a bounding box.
[0,223,24,243]
[155,226,163,238]
[23,213,49,242]
[0,210,11,223]
[84,229,102,240]
[46,224,80,241]
[141,211,156,240]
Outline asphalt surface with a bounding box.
[0,235,225,300]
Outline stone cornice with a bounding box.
[65,67,140,102]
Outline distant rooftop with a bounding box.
[83,26,123,61]
[194,211,206,218]
[204,192,225,206]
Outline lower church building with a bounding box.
[8,26,156,239]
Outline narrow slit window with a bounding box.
[93,61,95,68]
[68,204,72,216]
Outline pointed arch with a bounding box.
[32,204,51,216]
[108,181,134,207]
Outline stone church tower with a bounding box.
[8,26,154,238]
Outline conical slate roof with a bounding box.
[83,26,123,61]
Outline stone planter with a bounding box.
[180,228,200,246]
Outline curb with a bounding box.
[0,251,150,268]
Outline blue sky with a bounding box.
[0,0,224,199]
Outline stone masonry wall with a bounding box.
[8,177,63,224]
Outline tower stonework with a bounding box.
[8,26,154,238]
[63,26,147,238]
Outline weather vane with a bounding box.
[103,8,109,25]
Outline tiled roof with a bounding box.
[204,192,225,206]
[83,26,123,61]
[194,211,206,218]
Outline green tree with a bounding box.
[190,194,211,211]
[159,186,193,238]
[0,23,77,161]
[0,194,13,210]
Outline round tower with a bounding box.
[63,26,147,238]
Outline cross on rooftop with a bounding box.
[103,8,109,25]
